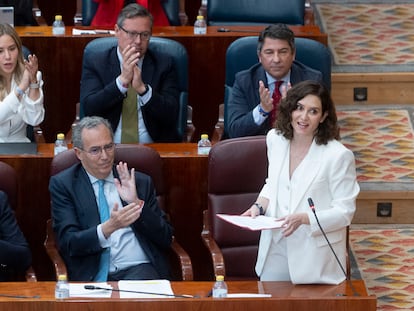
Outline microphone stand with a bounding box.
[307,198,359,297]
[84,285,195,298]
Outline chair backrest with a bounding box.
[223,36,331,136]
[207,136,268,279]
[207,0,306,26]
[0,161,17,211]
[50,144,165,206]
[82,0,183,26]
[80,36,188,141]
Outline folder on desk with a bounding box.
[0,7,14,27]
[0,143,37,155]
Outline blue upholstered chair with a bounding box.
[219,36,331,139]
[207,0,306,26]
[80,36,189,141]
[82,0,187,26]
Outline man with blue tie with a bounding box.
[227,24,324,138]
[49,116,173,281]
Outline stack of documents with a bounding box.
[217,214,284,231]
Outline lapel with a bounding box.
[289,141,324,213]
[73,166,101,226]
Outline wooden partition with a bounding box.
[0,280,376,310]
[16,25,327,143]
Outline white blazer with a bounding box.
[0,72,44,142]
[255,129,360,284]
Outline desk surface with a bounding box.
[0,280,376,311]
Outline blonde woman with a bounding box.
[0,23,44,142]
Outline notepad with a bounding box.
[217,214,284,231]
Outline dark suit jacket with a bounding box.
[49,164,173,281]
[227,61,324,138]
[80,44,181,142]
[0,191,31,281]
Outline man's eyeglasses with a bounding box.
[80,143,115,157]
[118,24,151,41]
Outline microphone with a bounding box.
[84,285,195,298]
[307,198,359,296]
[217,27,261,33]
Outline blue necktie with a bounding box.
[95,179,110,281]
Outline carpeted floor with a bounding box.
[350,225,414,310]
[337,105,414,191]
[312,1,414,72]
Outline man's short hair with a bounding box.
[116,3,154,29]
[72,116,114,149]
[257,24,295,53]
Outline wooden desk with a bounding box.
[0,143,210,281]
[16,26,327,143]
[0,280,376,310]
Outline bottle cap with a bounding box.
[57,274,67,281]
[201,134,209,140]
[57,133,65,140]
[216,275,224,281]
[55,15,62,21]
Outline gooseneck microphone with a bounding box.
[307,198,359,296]
[84,285,194,298]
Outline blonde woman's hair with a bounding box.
[0,23,25,101]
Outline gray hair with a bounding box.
[116,3,153,29]
[72,116,113,149]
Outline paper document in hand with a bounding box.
[217,214,284,231]
[118,279,174,298]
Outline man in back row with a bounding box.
[227,24,324,138]
[80,3,181,143]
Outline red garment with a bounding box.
[91,0,170,27]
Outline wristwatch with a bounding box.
[253,202,265,215]
[258,105,269,117]
[138,84,149,96]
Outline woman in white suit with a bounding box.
[242,80,359,284]
[0,23,44,142]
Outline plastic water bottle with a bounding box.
[194,15,207,35]
[212,275,228,298]
[52,15,65,35]
[197,134,211,155]
[54,133,68,156]
[55,274,70,299]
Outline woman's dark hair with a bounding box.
[275,80,339,145]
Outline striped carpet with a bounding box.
[337,106,414,191]
[313,1,414,72]
[350,225,414,310]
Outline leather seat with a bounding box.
[207,0,306,26]
[45,144,193,281]
[79,36,189,141]
[201,136,268,280]
[0,161,36,281]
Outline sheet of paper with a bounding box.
[227,293,272,298]
[70,283,112,298]
[118,279,174,298]
[72,28,115,35]
[217,214,284,231]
